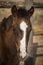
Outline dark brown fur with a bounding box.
[0,5,34,65]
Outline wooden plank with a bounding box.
[0,0,25,2]
[35,57,43,65]
[33,8,43,34]
[33,36,43,45]
[0,1,43,8]
[0,8,11,22]
[33,0,43,8]
[0,1,25,8]
[33,3,43,8]
[37,48,43,54]
[33,0,43,3]
[33,35,43,55]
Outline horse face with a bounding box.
[11,6,34,58]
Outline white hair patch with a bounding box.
[20,21,28,58]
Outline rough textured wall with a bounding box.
[33,8,43,34]
[0,8,11,22]
[0,0,25,2]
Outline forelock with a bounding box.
[18,8,27,18]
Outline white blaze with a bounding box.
[20,21,28,58]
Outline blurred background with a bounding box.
[0,0,43,65]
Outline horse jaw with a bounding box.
[20,21,28,58]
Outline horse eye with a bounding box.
[13,26,23,40]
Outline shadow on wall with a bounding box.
[25,42,43,65]
[25,43,38,65]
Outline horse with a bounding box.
[0,5,34,65]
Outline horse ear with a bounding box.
[11,5,17,16]
[27,6,34,17]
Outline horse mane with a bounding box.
[18,7,27,18]
[0,15,13,32]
